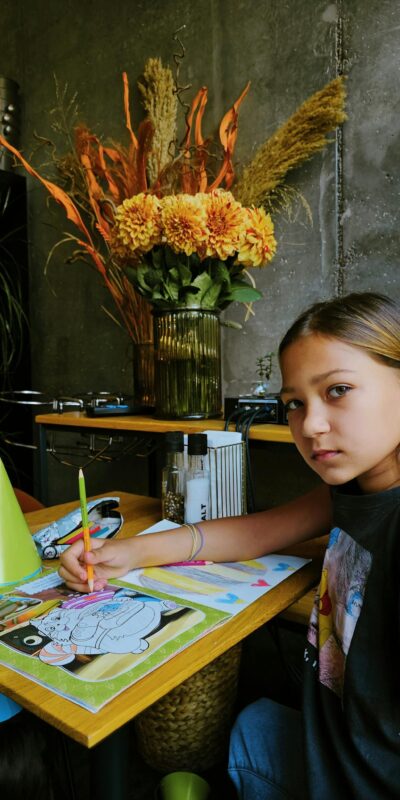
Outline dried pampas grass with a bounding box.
[234,76,347,209]
[138,58,178,185]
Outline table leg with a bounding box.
[90,723,131,800]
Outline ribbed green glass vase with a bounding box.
[153,308,222,419]
[133,342,155,408]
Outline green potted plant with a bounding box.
[252,352,274,397]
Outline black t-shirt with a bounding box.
[303,484,400,799]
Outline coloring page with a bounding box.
[0,570,227,712]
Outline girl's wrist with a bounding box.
[129,525,199,568]
[125,535,142,571]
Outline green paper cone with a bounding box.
[0,459,42,587]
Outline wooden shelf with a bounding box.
[35,411,294,444]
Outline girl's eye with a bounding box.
[328,384,351,399]
[283,398,303,412]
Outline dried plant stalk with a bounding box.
[138,57,178,185]
[234,76,347,208]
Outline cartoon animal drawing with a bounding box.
[30,589,178,666]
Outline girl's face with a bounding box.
[280,333,400,493]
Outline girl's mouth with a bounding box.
[311,450,340,462]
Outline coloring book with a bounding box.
[0,569,228,712]
[0,521,309,713]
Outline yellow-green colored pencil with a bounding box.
[78,468,94,592]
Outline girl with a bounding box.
[59,292,400,799]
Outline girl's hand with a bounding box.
[58,537,137,592]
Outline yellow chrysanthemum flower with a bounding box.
[161,194,207,256]
[236,206,277,267]
[111,193,162,258]
[203,189,246,260]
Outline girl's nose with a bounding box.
[301,403,330,438]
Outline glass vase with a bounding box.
[133,342,155,409]
[153,308,222,419]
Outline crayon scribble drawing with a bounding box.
[125,554,309,615]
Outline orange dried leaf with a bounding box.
[219,81,250,150]
[0,134,93,242]
[193,89,209,191]
[102,145,124,163]
[97,144,120,200]
[208,158,230,192]
[216,81,251,188]
[136,118,154,193]
[183,87,207,151]
[194,88,208,147]
[123,72,139,153]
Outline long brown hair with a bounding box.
[279,292,400,368]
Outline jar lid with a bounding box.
[165,431,184,452]
[187,433,208,455]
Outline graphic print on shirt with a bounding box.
[306,527,372,698]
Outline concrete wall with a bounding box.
[1,0,399,503]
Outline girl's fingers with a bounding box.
[58,560,87,584]
[59,535,134,591]
[58,563,108,593]
[57,567,89,593]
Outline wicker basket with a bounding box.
[134,644,242,773]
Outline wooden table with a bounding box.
[0,491,321,799]
[35,411,294,503]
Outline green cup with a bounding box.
[156,771,210,800]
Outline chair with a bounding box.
[13,488,45,512]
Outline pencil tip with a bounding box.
[88,579,94,593]
[79,468,83,478]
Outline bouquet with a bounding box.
[0,56,346,342]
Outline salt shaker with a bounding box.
[184,433,210,523]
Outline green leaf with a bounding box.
[124,249,263,310]
[191,272,214,299]
[151,290,165,301]
[150,247,164,268]
[169,263,192,286]
[210,260,231,285]
[226,285,263,303]
[220,319,243,330]
[177,262,193,285]
[228,261,246,278]
[178,285,201,302]
[125,265,139,284]
[184,291,204,307]
[134,266,153,291]
[169,267,181,283]
[188,252,201,268]
[164,280,180,302]
[201,282,222,308]
[144,268,164,289]
[164,245,179,268]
